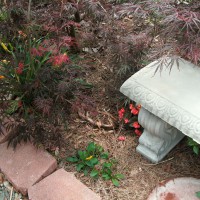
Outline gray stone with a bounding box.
[136,107,184,163]
[120,57,200,162]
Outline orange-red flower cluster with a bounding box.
[118,108,125,120]
[118,136,126,141]
[31,46,48,57]
[16,62,24,75]
[118,103,143,137]
[130,104,141,115]
[133,121,140,129]
[124,118,129,124]
[49,54,69,67]
[134,129,142,136]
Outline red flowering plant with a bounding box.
[118,101,143,137]
[0,31,80,147]
[0,31,72,110]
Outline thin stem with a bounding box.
[27,0,31,21]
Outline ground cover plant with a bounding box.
[0,0,200,199]
[67,142,124,186]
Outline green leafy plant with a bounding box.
[67,142,124,186]
[188,137,200,155]
[101,161,124,186]
[67,143,102,177]
[67,142,107,177]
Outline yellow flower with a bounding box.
[2,60,10,64]
[0,75,5,79]
[0,42,11,53]
[86,155,93,160]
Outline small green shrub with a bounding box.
[67,142,124,186]
[67,142,105,176]
[101,160,124,186]
[188,137,200,155]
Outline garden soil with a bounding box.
[56,53,200,200]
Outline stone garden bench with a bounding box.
[120,57,200,163]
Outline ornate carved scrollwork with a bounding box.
[136,108,185,163]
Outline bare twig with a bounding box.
[9,187,13,200]
[27,0,32,21]
[141,157,174,166]
[98,111,117,121]
[78,111,115,130]
[98,1,107,13]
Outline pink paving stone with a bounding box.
[147,177,200,200]
[28,168,101,200]
[0,142,57,195]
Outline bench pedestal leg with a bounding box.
[136,107,185,163]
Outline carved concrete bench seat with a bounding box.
[120,57,200,163]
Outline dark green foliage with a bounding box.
[67,142,124,186]
[188,137,200,155]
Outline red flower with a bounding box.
[136,104,141,110]
[16,68,23,74]
[118,136,126,141]
[18,62,24,69]
[118,108,125,120]
[129,104,134,110]
[131,107,139,115]
[124,118,129,124]
[133,121,140,129]
[120,108,125,113]
[135,129,142,136]
[50,53,69,67]
[31,46,48,57]
[16,62,24,75]
[31,48,43,57]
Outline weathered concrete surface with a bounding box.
[0,142,57,195]
[148,177,200,200]
[120,57,200,143]
[120,57,200,162]
[136,107,184,163]
[28,168,101,200]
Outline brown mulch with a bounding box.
[53,53,200,200]
[57,120,200,200]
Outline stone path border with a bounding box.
[28,168,101,200]
[0,140,101,199]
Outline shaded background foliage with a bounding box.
[0,0,200,148]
